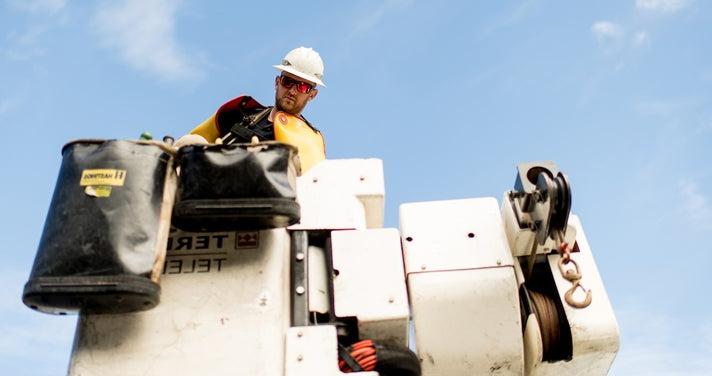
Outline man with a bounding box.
[178,46,326,171]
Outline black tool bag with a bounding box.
[172,142,301,231]
[23,140,177,315]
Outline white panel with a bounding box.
[409,268,524,375]
[400,198,515,273]
[290,189,366,230]
[297,159,385,228]
[308,245,329,314]
[530,215,620,376]
[69,228,291,376]
[285,325,378,376]
[331,229,409,346]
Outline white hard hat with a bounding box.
[273,47,326,87]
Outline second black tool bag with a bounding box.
[172,142,301,231]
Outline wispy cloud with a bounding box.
[349,0,413,39]
[632,31,650,47]
[481,0,537,38]
[678,179,712,231]
[591,21,628,58]
[92,0,203,82]
[3,25,51,61]
[634,98,699,117]
[636,0,690,13]
[592,22,651,52]
[701,69,712,82]
[591,21,622,43]
[0,96,24,116]
[3,0,69,62]
[613,309,712,375]
[8,0,66,14]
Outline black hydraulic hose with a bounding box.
[374,343,421,376]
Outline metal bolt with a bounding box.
[296,252,305,261]
[296,286,305,295]
[297,355,303,362]
[312,177,318,183]
[421,265,426,271]
[297,331,303,338]
[359,176,366,181]
[496,259,502,266]
[388,297,395,303]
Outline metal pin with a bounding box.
[296,252,305,261]
[296,286,305,295]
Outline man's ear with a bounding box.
[309,88,318,101]
[275,76,280,89]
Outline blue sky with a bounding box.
[1,0,711,374]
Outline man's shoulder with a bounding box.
[298,114,321,134]
[216,95,267,115]
[215,95,269,135]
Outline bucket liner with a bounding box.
[172,142,300,231]
[23,140,177,314]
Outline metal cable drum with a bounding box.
[529,289,560,360]
[527,287,572,361]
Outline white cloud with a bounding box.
[632,31,650,47]
[636,0,690,13]
[697,117,712,135]
[613,309,712,375]
[701,69,712,82]
[3,1,70,62]
[8,0,66,14]
[349,0,413,38]
[92,0,202,82]
[634,98,697,117]
[481,0,537,38]
[591,21,622,42]
[3,25,50,61]
[679,179,712,231]
[0,96,23,115]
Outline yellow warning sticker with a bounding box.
[84,185,112,197]
[80,169,126,186]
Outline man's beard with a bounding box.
[275,94,306,116]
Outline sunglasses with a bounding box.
[279,75,314,94]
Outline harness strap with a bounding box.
[223,107,272,145]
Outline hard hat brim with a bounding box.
[274,65,325,87]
